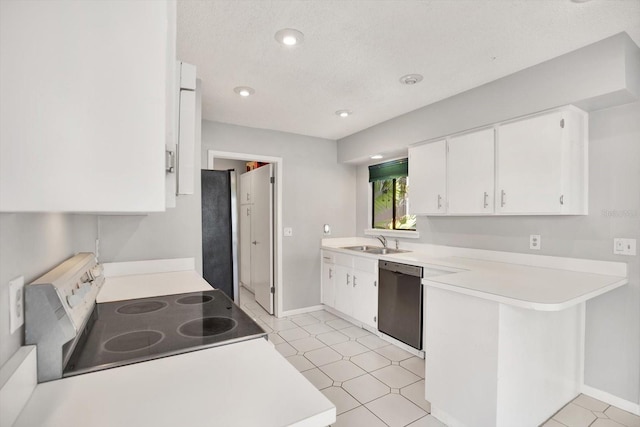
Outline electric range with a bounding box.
[26,253,266,382]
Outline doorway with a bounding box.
[206,150,283,318]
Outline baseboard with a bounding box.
[581,384,640,415]
[280,305,324,317]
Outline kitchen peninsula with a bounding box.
[321,238,629,426]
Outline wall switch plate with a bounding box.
[9,276,25,334]
[613,238,636,256]
[529,235,541,250]
[323,224,331,236]
[283,227,293,237]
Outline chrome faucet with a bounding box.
[376,235,387,248]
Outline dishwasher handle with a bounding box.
[379,261,423,278]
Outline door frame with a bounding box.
[207,150,283,318]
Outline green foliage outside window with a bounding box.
[372,176,416,230]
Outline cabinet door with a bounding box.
[240,172,252,205]
[497,112,565,214]
[333,265,353,317]
[448,128,495,214]
[352,270,378,329]
[409,140,447,214]
[321,256,336,308]
[0,1,174,212]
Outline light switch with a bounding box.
[284,227,293,237]
[613,238,636,256]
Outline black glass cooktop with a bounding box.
[64,290,266,377]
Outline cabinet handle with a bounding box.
[560,195,564,205]
[483,191,489,209]
[501,190,506,207]
[346,274,350,285]
[329,268,333,279]
[353,276,357,287]
[246,207,250,216]
[252,241,258,245]
[373,316,377,323]
[246,194,250,202]
[437,194,442,210]
[374,280,377,287]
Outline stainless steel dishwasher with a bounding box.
[378,260,424,350]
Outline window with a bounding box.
[369,159,416,230]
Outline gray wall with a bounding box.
[98,82,203,273]
[354,102,640,403]
[339,32,639,163]
[0,213,97,367]
[201,121,357,311]
[346,33,640,403]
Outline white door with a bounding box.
[352,270,378,328]
[333,265,353,316]
[409,140,447,214]
[448,128,495,214]
[252,164,274,314]
[321,256,336,308]
[497,112,565,214]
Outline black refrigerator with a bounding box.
[201,169,238,301]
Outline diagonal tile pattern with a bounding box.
[238,286,640,427]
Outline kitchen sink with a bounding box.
[341,245,376,251]
[364,248,408,255]
[341,246,409,255]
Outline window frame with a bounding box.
[366,158,419,238]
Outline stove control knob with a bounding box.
[67,293,83,308]
[77,283,91,297]
[91,264,103,278]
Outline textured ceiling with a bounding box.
[177,0,640,140]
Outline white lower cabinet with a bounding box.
[321,250,378,329]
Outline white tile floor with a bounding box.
[238,287,640,427]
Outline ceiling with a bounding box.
[176,0,640,141]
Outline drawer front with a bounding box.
[334,253,353,268]
[321,250,335,264]
[353,256,377,274]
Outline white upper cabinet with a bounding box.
[496,108,588,214]
[448,128,495,215]
[0,1,177,212]
[409,140,447,215]
[409,106,587,217]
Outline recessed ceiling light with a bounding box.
[370,155,383,160]
[399,74,424,85]
[335,110,352,118]
[275,28,304,46]
[234,86,255,97]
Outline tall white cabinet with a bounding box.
[239,165,274,314]
[0,1,177,212]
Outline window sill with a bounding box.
[364,229,420,239]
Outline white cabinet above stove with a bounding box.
[0,1,176,213]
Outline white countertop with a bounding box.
[322,243,628,311]
[97,270,213,303]
[14,339,335,427]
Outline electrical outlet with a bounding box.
[323,224,331,236]
[9,276,25,334]
[283,227,293,237]
[530,235,541,250]
[613,238,636,256]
